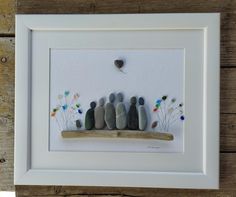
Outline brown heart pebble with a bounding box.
[114,59,124,69]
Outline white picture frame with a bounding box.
[15,14,220,189]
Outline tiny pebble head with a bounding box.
[109,93,115,103]
[90,101,96,109]
[162,95,167,100]
[179,103,183,107]
[180,115,185,120]
[117,92,123,102]
[99,98,105,106]
[130,96,137,105]
[171,98,176,103]
[138,97,144,105]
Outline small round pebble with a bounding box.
[138,97,144,105]
[76,119,82,128]
[130,96,137,105]
[117,93,123,102]
[151,121,158,128]
[99,98,105,106]
[109,93,115,103]
[90,101,96,109]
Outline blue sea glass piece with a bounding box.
[62,104,68,110]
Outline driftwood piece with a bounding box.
[61,130,174,141]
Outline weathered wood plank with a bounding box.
[221,68,236,113]
[14,191,236,197]
[221,68,236,99]
[220,114,236,152]
[0,38,14,191]
[0,132,14,191]
[221,13,236,67]
[220,153,236,189]
[0,38,15,133]
[61,130,174,141]
[16,0,236,14]
[0,0,15,34]
[14,153,236,195]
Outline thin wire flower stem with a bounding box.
[55,116,63,131]
[159,104,166,131]
[166,107,182,131]
[58,99,67,129]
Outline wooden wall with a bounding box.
[0,0,236,196]
[0,0,15,191]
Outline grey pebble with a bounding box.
[127,96,139,130]
[138,97,147,130]
[95,98,106,129]
[116,93,127,129]
[85,101,96,130]
[75,119,82,129]
[105,93,116,129]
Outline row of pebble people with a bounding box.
[84,93,147,131]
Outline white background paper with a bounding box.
[50,49,184,152]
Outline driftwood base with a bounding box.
[61,130,174,141]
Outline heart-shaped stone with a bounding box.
[114,59,124,69]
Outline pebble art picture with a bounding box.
[50,49,184,152]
